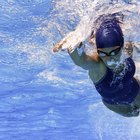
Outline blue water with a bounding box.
[0,0,140,140]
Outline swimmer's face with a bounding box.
[97,46,122,69]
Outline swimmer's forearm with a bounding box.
[69,49,86,67]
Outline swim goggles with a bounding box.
[97,47,121,57]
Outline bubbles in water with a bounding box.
[15,43,51,65]
[106,59,119,66]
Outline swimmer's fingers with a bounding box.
[52,39,67,52]
[52,44,61,52]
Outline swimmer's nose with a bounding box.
[104,56,112,61]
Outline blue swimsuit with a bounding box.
[95,57,139,105]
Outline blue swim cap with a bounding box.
[95,19,124,48]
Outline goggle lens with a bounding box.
[97,47,121,57]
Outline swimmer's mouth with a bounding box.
[106,60,119,68]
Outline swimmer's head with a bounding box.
[94,18,124,69]
[95,18,124,49]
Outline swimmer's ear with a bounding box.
[124,41,134,57]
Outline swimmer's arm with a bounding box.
[68,48,95,70]
[53,22,91,52]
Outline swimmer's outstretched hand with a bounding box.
[53,39,67,52]
[53,38,83,53]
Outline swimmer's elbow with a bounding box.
[73,60,84,67]
[74,61,90,70]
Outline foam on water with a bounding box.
[51,0,140,139]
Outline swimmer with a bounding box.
[53,14,140,117]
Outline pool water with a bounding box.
[0,0,140,140]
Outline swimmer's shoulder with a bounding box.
[86,53,107,83]
[86,52,106,67]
